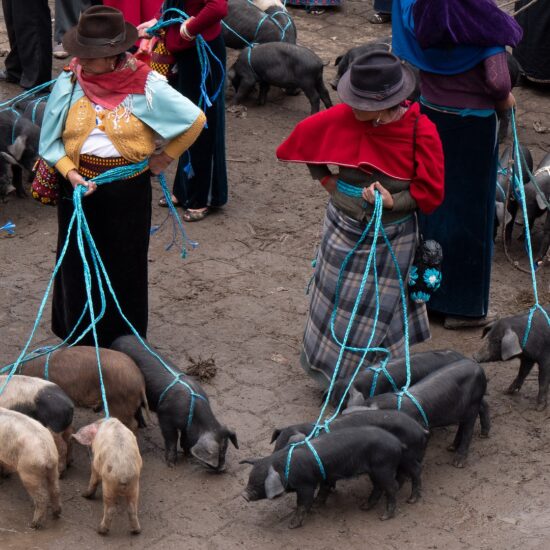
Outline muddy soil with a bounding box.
[1,2,550,549]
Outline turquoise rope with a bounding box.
[509,110,550,346]
[0,221,15,235]
[336,179,364,198]
[147,8,225,110]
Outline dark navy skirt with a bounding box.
[418,105,498,318]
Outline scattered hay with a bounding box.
[186,355,217,382]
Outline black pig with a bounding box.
[111,335,238,469]
[242,426,408,527]
[330,349,465,408]
[473,307,550,410]
[228,42,332,114]
[271,409,429,503]
[361,359,490,468]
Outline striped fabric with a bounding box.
[301,200,430,387]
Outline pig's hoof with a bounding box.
[536,402,547,412]
[452,456,466,468]
[407,494,420,504]
[380,511,395,521]
[52,508,62,519]
[479,432,490,439]
[97,525,109,536]
[166,461,175,468]
[130,527,142,535]
[505,386,518,395]
[447,444,457,452]
[82,491,95,499]
[30,520,43,530]
[288,517,303,529]
[359,500,376,511]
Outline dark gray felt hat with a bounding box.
[337,51,416,111]
[63,6,138,59]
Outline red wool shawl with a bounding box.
[276,102,445,214]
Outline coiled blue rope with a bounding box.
[147,8,225,111]
[509,110,550,347]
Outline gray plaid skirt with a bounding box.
[301,201,430,387]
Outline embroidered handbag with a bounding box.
[30,76,75,206]
[151,34,176,77]
[31,158,59,205]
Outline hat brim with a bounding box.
[337,62,417,111]
[62,21,138,59]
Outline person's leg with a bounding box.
[54,0,82,44]
[13,0,52,88]
[1,0,22,82]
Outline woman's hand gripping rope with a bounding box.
[363,181,394,209]
[67,169,97,197]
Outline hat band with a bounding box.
[77,30,126,47]
[349,76,404,101]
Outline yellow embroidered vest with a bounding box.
[62,97,157,167]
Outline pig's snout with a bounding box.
[329,78,339,91]
[241,490,252,502]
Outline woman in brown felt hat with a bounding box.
[277,51,445,387]
[38,6,206,347]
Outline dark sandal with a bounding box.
[369,12,391,24]
[182,208,209,222]
[159,196,180,208]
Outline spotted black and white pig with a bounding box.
[223,0,296,50]
[473,307,550,410]
[111,335,238,470]
[242,426,410,528]
[330,349,465,408]
[0,374,74,474]
[271,409,429,503]
[228,42,333,114]
[360,359,490,468]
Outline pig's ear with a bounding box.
[0,151,19,165]
[239,458,260,466]
[227,429,239,449]
[348,386,364,407]
[536,192,549,211]
[501,327,522,360]
[270,428,282,444]
[334,55,343,66]
[265,465,285,499]
[72,423,99,446]
[481,323,495,339]
[7,135,27,162]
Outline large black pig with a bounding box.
[111,335,238,470]
[360,359,490,468]
[228,42,332,114]
[271,408,429,503]
[242,426,411,528]
[222,0,296,50]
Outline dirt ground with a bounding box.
[1,2,550,549]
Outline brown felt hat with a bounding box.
[62,6,138,59]
[337,51,416,111]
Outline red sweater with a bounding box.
[163,0,228,51]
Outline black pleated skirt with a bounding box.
[52,170,152,347]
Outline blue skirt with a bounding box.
[418,105,498,318]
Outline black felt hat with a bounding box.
[62,6,138,59]
[337,51,416,111]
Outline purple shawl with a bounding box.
[412,0,523,49]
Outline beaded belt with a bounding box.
[78,154,149,180]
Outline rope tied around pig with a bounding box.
[508,110,550,346]
[284,192,428,484]
[0,141,205,427]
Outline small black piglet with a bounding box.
[242,426,409,528]
[111,335,238,470]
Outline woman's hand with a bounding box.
[180,17,196,41]
[362,181,394,209]
[496,92,516,112]
[320,174,337,194]
[67,169,96,197]
[137,18,158,38]
[149,152,174,175]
